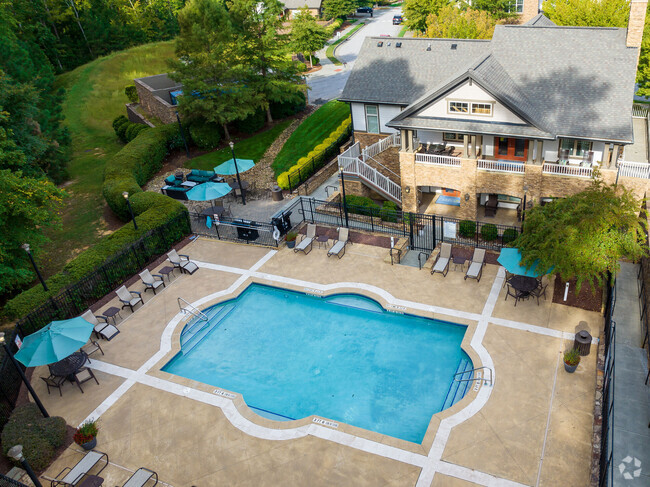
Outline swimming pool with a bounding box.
[163,284,473,443]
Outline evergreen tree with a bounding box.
[291,7,329,67]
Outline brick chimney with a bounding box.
[520,0,539,24]
[627,0,648,48]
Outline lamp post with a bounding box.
[228,141,246,205]
[8,445,43,487]
[339,167,349,227]
[21,244,48,292]
[175,112,190,158]
[122,192,138,230]
[0,333,49,419]
[522,184,529,225]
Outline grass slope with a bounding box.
[187,121,292,171]
[44,42,175,277]
[272,101,349,175]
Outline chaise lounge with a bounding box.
[121,467,158,487]
[464,248,486,282]
[294,224,316,254]
[431,242,451,277]
[50,450,109,486]
[167,249,199,274]
[327,227,349,259]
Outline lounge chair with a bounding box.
[121,467,158,487]
[51,450,109,486]
[431,243,451,276]
[294,224,316,254]
[464,248,486,282]
[82,340,104,362]
[116,285,144,312]
[72,367,99,393]
[167,249,199,275]
[41,375,67,396]
[81,310,120,342]
[139,269,165,294]
[327,227,349,259]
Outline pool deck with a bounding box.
[36,238,601,487]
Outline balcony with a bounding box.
[477,159,525,174]
[542,162,593,178]
[415,153,461,167]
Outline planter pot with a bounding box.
[80,437,97,450]
[564,362,578,373]
[286,240,296,249]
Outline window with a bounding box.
[471,103,492,115]
[443,132,463,142]
[514,138,526,157]
[365,105,379,133]
[448,101,469,113]
[498,137,509,156]
[559,138,593,157]
[508,0,524,13]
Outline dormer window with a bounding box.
[447,100,493,117]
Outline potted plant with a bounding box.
[563,348,580,373]
[74,420,98,450]
[285,231,298,249]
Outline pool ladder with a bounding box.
[177,297,208,322]
[453,366,493,387]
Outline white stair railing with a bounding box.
[340,156,402,204]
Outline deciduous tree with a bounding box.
[516,179,647,291]
[541,0,630,27]
[404,0,449,34]
[424,6,496,39]
[322,0,356,20]
[291,7,329,67]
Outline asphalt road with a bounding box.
[307,7,404,104]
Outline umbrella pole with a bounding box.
[229,142,246,206]
[0,335,49,418]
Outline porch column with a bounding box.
[463,135,469,158]
[476,135,482,158]
[612,144,620,166]
[469,135,476,159]
[527,140,534,164]
[400,129,407,152]
[536,140,543,164]
[602,144,610,167]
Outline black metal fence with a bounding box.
[599,278,616,487]
[190,213,279,247]
[279,197,521,253]
[0,474,29,487]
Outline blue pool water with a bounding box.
[163,284,471,443]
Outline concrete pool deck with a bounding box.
[36,238,601,487]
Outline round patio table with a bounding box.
[49,351,87,380]
[228,181,250,191]
[508,275,539,294]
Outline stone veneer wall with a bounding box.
[354,131,386,149]
[520,0,539,24]
[134,79,178,124]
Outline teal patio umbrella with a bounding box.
[497,248,546,278]
[14,317,95,367]
[213,158,255,175]
[186,182,232,202]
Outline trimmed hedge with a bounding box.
[112,115,149,143]
[1,404,67,472]
[502,228,518,245]
[459,220,476,238]
[481,224,498,241]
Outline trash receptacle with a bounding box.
[271,185,283,202]
[573,329,592,356]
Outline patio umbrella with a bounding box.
[186,182,232,202]
[213,158,255,175]
[497,248,546,278]
[14,317,95,367]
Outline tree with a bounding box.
[424,6,496,39]
[516,179,647,292]
[404,0,449,34]
[541,0,630,27]
[169,0,260,140]
[229,0,304,123]
[467,0,518,19]
[636,3,650,97]
[322,0,356,20]
[291,7,329,67]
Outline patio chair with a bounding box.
[139,269,165,294]
[167,249,199,275]
[82,340,104,362]
[51,450,109,486]
[431,243,451,277]
[81,310,120,342]
[41,375,67,396]
[121,467,158,487]
[464,248,486,282]
[73,367,99,393]
[327,227,349,259]
[294,224,316,254]
[505,284,523,306]
[530,283,548,305]
[116,285,144,312]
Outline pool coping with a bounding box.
[146,275,493,455]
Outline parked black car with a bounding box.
[393,15,403,25]
[357,6,373,15]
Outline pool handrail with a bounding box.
[177,297,208,322]
[453,366,493,386]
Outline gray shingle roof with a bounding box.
[341,24,638,142]
[281,0,321,9]
[525,13,557,27]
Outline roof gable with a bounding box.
[524,13,556,27]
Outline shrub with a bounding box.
[380,201,400,222]
[125,123,149,142]
[112,115,131,142]
[234,109,266,134]
[481,223,498,241]
[125,85,138,103]
[1,404,67,472]
[188,121,222,150]
[345,195,381,216]
[270,92,306,120]
[459,220,476,238]
[502,228,518,245]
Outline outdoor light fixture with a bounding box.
[464,193,470,201]
[0,333,49,419]
[122,192,138,230]
[228,141,246,205]
[338,166,349,227]
[21,243,48,291]
[8,445,43,487]
[175,112,190,157]
[522,185,529,224]
[405,186,410,193]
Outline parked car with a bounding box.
[393,15,403,25]
[357,6,373,15]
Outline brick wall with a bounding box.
[520,0,539,24]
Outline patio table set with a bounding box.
[420,142,457,157]
[499,248,549,306]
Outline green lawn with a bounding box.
[43,41,175,277]
[187,121,291,171]
[272,100,349,175]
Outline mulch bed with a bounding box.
[551,275,603,312]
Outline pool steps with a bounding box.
[441,358,472,410]
[180,304,236,354]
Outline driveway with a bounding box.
[307,7,404,104]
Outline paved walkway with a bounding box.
[612,262,650,486]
